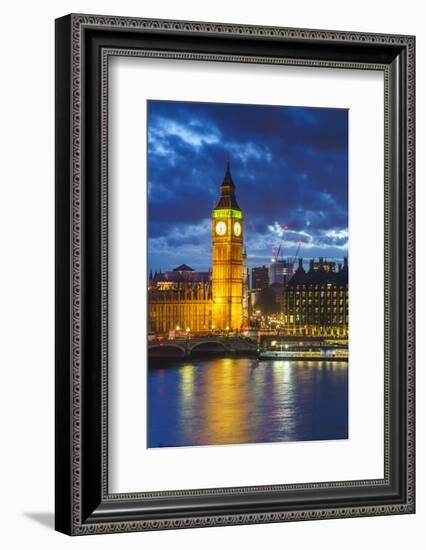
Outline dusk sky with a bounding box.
[147,100,348,273]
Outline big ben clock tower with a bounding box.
[212,160,244,331]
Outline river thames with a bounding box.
[148,357,348,448]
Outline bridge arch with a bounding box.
[190,341,227,356]
[148,344,186,358]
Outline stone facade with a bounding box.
[284,258,349,337]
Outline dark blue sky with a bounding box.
[147,100,348,272]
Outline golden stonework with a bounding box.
[211,161,244,331]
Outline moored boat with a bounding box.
[258,346,348,361]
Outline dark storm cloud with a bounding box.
[147,100,348,272]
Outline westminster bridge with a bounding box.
[148,332,348,360]
[148,335,258,359]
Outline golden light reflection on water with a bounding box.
[269,361,297,436]
[150,358,348,448]
[178,364,197,438]
[180,364,195,403]
[205,359,249,444]
[178,359,300,445]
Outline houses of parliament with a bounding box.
[148,161,249,334]
[148,160,349,338]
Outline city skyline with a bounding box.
[147,100,349,450]
[148,100,348,273]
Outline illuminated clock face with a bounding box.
[233,221,242,237]
[215,221,227,236]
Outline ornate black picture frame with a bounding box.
[55,14,415,535]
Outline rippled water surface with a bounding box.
[148,358,348,448]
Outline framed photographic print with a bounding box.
[55,14,415,535]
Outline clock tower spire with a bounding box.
[211,160,244,331]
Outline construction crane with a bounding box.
[292,241,302,267]
[272,225,288,262]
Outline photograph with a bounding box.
[147,100,349,449]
